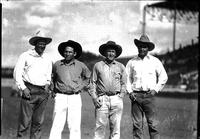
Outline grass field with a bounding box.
[1,80,198,139]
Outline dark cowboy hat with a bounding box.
[99,41,122,58]
[134,34,155,51]
[29,36,52,46]
[58,40,82,59]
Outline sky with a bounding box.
[1,0,199,67]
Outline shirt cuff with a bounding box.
[46,80,51,85]
[126,89,132,94]
[154,88,159,93]
[20,84,27,91]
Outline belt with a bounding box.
[24,81,45,90]
[99,91,120,97]
[133,90,148,94]
[55,88,80,95]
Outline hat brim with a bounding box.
[134,39,155,51]
[29,36,52,46]
[58,40,82,59]
[99,44,122,58]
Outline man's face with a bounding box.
[105,48,116,61]
[35,41,46,55]
[137,45,149,57]
[63,46,76,61]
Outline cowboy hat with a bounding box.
[134,34,155,51]
[58,40,82,59]
[29,36,52,46]
[99,41,122,58]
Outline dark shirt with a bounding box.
[53,59,91,94]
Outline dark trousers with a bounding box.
[17,83,49,139]
[131,93,159,139]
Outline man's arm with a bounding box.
[44,60,53,93]
[13,53,31,99]
[88,64,103,108]
[119,64,127,98]
[88,64,98,99]
[154,60,168,93]
[125,60,133,94]
[13,53,27,91]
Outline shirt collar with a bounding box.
[103,59,116,65]
[136,54,150,60]
[61,59,76,66]
[28,49,44,58]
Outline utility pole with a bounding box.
[142,5,147,34]
[172,6,177,51]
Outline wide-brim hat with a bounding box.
[29,36,52,46]
[134,34,155,51]
[99,41,122,58]
[58,40,82,59]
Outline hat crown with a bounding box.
[58,40,82,59]
[34,30,47,38]
[106,41,117,45]
[99,41,122,58]
[134,34,155,51]
[139,34,151,43]
[29,30,52,46]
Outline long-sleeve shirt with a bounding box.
[53,59,91,93]
[90,60,127,99]
[13,49,53,90]
[126,54,168,93]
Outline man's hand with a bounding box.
[147,90,157,96]
[129,92,136,101]
[44,84,50,93]
[118,93,124,99]
[51,91,56,99]
[22,88,31,100]
[93,97,102,108]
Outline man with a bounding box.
[13,34,53,139]
[49,40,91,139]
[89,41,127,139]
[126,34,168,139]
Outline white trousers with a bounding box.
[49,93,82,139]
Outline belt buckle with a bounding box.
[109,91,115,96]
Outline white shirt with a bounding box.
[13,49,53,90]
[125,54,168,93]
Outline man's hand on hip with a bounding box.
[93,97,102,108]
[22,88,31,100]
[44,84,51,93]
[129,92,136,101]
[147,90,157,96]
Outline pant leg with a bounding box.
[131,100,144,139]
[30,92,49,139]
[17,98,33,138]
[67,94,82,139]
[109,95,123,139]
[143,96,159,139]
[49,94,68,139]
[94,95,109,139]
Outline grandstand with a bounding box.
[156,42,198,91]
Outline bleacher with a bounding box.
[156,42,198,90]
